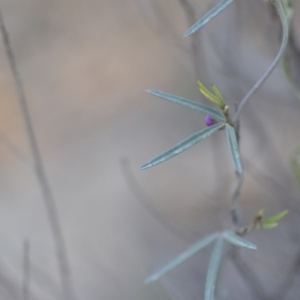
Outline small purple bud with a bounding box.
[205,115,215,126]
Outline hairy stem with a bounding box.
[233,0,289,123]
[0,11,75,300]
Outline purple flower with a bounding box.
[205,115,215,126]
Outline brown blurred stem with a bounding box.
[0,10,75,300]
[0,127,33,171]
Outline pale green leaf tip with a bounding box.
[237,239,257,250]
[184,23,201,37]
[143,232,220,286]
[262,223,278,229]
[144,276,155,285]
[246,242,257,250]
[223,232,257,250]
[140,162,152,170]
[263,210,289,225]
[276,209,288,218]
[183,0,234,37]
[183,29,193,38]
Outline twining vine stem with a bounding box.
[231,0,289,228]
[233,0,289,123]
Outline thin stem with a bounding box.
[231,166,244,228]
[178,0,204,76]
[0,11,75,300]
[22,240,30,300]
[233,0,289,123]
[230,107,243,228]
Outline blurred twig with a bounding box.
[0,269,21,300]
[230,248,268,300]
[271,248,300,300]
[22,240,30,300]
[177,0,205,76]
[121,157,193,243]
[244,157,300,215]
[0,127,33,171]
[137,0,186,52]
[0,11,75,300]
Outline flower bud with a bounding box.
[205,115,215,126]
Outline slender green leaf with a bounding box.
[222,231,257,250]
[196,80,225,109]
[141,123,224,170]
[144,233,219,284]
[184,0,234,37]
[205,238,223,300]
[196,80,219,105]
[211,85,223,100]
[262,222,278,229]
[225,124,243,174]
[263,210,288,226]
[147,90,226,121]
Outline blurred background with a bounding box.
[0,0,299,299]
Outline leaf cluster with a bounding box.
[145,231,256,300]
[141,83,242,174]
